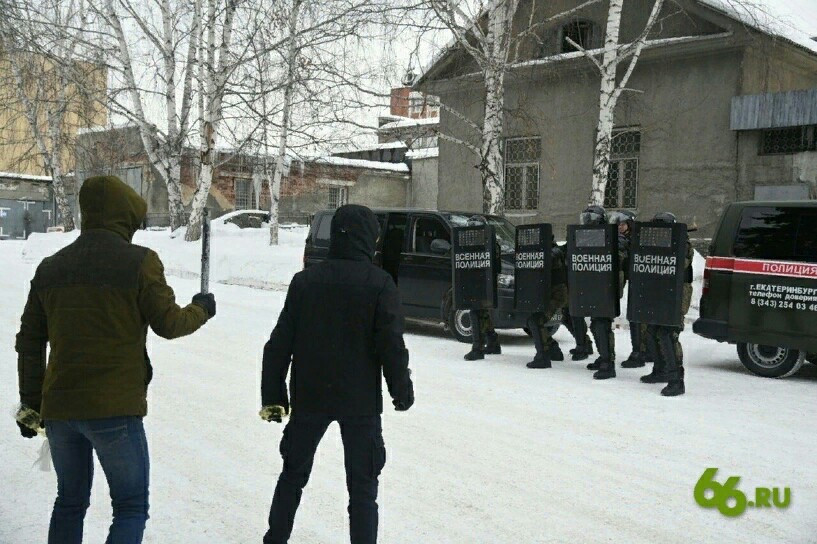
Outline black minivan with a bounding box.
[304,208,559,342]
[694,201,817,378]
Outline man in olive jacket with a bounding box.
[15,176,216,544]
[260,204,414,544]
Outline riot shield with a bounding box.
[567,224,620,318]
[627,222,687,327]
[514,223,553,313]
[452,225,498,310]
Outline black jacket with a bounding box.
[261,205,414,416]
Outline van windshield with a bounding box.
[732,207,817,262]
[446,214,517,254]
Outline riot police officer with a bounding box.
[527,237,569,369]
[559,237,594,361]
[580,205,624,380]
[463,216,502,361]
[609,210,649,369]
[640,212,693,396]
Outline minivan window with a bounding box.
[732,207,817,262]
[315,213,332,247]
[447,214,516,254]
[412,216,449,254]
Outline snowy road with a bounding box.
[1,240,816,543]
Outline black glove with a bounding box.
[17,421,38,439]
[192,293,216,318]
[393,382,414,412]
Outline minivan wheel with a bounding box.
[736,342,806,378]
[446,307,473,344]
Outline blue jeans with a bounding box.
[264,414,386,544]
[45,417,150,544]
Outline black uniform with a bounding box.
[465,238,502,360]
[526,243,569,368]
[642,240,694,395]
[587,231,628,379]
[261,204,414,544]
[560,242,593,361]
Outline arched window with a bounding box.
[561,20,597,53]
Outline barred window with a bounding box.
[234,179,254,210]
[561,20,597,53]
[760,126,817,155]
[328,187,347,209]
[604,129,640,209]
[504,137,541,211]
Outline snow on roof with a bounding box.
[378,116,440,132]
[0,171,52,182]
[336,141,408,153]
[699,0,817,54]
[406,148,439,160]
[313,156,410,173]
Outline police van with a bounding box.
[694,201,817,378]
[304,208,560,343]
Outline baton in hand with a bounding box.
[201,208,211,294]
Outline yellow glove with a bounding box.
[259,405,290,423]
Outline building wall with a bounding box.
[348,172,408,208]
[408,157,439,209]
[0,176,54,239]
[0,53,107,176]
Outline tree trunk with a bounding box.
[50,165,75,231]
[480,68,505,215]
[589,0,624,206]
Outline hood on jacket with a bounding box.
[80,176,147,242]
[328,204,380,261]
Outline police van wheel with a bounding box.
[442,294,473,344]
[737,343,806,378]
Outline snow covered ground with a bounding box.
[1,234,816,543]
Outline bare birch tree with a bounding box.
[96,0,201,230]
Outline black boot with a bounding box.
[661,380,685,396]
[593,358,616,380]
[590,319,615,378]
[640,365,670,383]
[641,326,668,383]
[571,336,593,361]
[464,322,485,361]
[484,331,501,355]
[621,351,646,368]
[546,341,564,362]
[527,324,551,369]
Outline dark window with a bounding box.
[412,216,449,254]
[328,186,348,209]
[733,207,817,262]
[314,214,332,247]
[604,129,641,209]
[561,20,596,53]
[235,179,254,210]
[760,126,817,155]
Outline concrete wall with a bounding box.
[408,157,439,209]
[0,177,54,239]
[348,172,408,208]
[437,47,750,237]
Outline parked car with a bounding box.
[694,201,817,378]
[217,209,270,229]
[305,208,560,343]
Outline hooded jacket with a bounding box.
[261,204,413,416]
[16,176,208,419]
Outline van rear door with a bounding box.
[304,211,332,267]
[725,206,817,352]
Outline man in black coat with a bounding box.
[260,204,414,544]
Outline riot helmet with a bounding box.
[608,210,636,225]
[580,205,607,226]
[653,212,677,224]
[467,215,486,226]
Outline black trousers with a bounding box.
[264,414,386,544]
[562,305,588,345]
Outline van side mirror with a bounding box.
[430,239,451,254]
